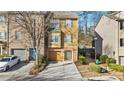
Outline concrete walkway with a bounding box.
[29,61,83,81]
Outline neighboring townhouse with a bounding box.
[0,12,46,61]
[95,11,124,65]
[0,12,8,55]
[0,11,78,62]
[46,12,78,62]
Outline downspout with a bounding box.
[117,13,121,64]
[7,12,10,55]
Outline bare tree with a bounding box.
[8,11,53,65]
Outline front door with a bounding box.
[64,50,72,61]
[29,48,36,61]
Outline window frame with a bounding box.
[49,34,60,43]
[65,20,72,28]
[120,20,124,30]
[0,32,6,40]
[50,19,60,31]
[120,38,124,46]
[15,31,21,40]
[64,34,72,43]
[0,16,6,23]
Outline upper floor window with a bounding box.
[50,19,60,31]
[65,20,72,28]
[120,20,124,30]
[0,32,6,39]
[64,34,72,42]
[120,38,124,46]
[49,34,60,43]
[15,31,21,40]
[0,16,5,23]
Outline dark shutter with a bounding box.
[120,38,123,46]
[120,21,123,30]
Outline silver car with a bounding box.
[0,56,20,71]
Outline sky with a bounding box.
[75,11,109,31]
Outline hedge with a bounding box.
[89,63,101,73]
[100,55,108,63]
[106,58,116,65]
[78,55,85,64]
[108,63,123,72]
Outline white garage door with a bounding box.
[119,56,124,65]
[11,49,26,61]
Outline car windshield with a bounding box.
[0,58,10,62]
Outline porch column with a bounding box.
[0,45,2,55]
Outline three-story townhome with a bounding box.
[46,12,78,62]
[95,11,124,65]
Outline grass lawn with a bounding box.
[75,62,124,81]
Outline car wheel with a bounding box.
[4,65,10,71]
[17,59,20,64]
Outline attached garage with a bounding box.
[11,49,26,61]
[119,56,124,65]
[48,51,62,61]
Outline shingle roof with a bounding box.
[52,11,78,19]
[105,11,121,21]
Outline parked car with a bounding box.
[0,56,20,71]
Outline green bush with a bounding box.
[100,55,108,63]
[108,63,123,72]
[106,58,116,65]
[89,63,101,73]
[0,54,10,58]
[78,55,85,64]
[38,54,47,64]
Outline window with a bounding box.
[120,20,124,30]
[120,38,124,46]
[50,19,60,31]
[49,34,60,43]
[11,56,17,60]
[0,16,5,22]
[15,31,21,40]
[0,32,6,39]
[65,20,72,28]
[64,34,72,42]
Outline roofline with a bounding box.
[95,12,121,30]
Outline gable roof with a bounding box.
[52,11,78,19]
[104,11,121,21]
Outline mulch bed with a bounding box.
[75,62,124,81]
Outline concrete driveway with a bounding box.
[0,62,34,81]
[0,61,84,81]
[28,61,84,81]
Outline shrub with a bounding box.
[106,58,116,65]
[100,55,108,63]
[38,54,47,64]
[78,55,85,64]
[29,54,48,75]
[0,54,9,58]
[89,63,101,73]
[108,63,123,72]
